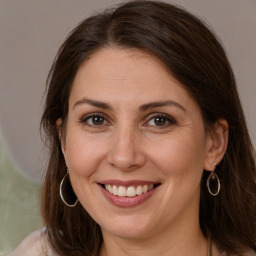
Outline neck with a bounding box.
[100,216,208,256]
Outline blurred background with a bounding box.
[0,0,255,254]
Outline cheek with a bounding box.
[64,131,106,178]
[149,132,207,178]
[63,133,108,206]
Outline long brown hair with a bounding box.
[41,1,256,255]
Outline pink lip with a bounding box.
[98,184,158,208]
[98,179,158,187]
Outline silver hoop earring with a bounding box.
[207,171,220,196]
[60,171,78,207]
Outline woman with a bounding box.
[8,1,256,255]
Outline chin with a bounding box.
[99,214,156,239]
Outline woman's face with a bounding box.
[61,47,214,240]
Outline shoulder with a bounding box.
[5,228,57,256]
[212,242,256,256]
[244,249,256,256]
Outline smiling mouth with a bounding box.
[101,184,160,197]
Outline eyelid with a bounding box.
[79,112,177,128]
[145,113,177,126]
[80,112,110,125]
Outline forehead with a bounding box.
[69,47,197,112]
[74,47,173,84]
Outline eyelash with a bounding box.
[80,112,109,127]
[145,113,177,128]
[79,112,177,128]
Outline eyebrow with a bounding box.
[139,100,186,112]
[73,98,186,112]
[73,98,113,110]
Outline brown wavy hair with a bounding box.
[41,1,256,255]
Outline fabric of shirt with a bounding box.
[5,228,256,256]
[5,228,56,256]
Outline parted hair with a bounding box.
[41,1,256,255]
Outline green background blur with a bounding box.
[0,129,42,255]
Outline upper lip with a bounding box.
[98,179,160,187]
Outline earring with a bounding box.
[60,170,78,207]
[207,162,220,196]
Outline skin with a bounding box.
[59,47,228,256]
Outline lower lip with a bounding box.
[99,185,156,207]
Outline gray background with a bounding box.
[0,0,255,182]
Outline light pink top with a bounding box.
[6,228,256,256]
[5,228,56,256]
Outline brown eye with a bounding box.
[146,114,176,127]
[154,116,167,126]
[84,115,106,126]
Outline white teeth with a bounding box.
[142,185,148,193]
[127,186,136,197]
[107,185,112,193]
[104,184,155,197]
[112,185,118,195]
[136,185,143,195]
[118,186,126,197]
[148,184,154,190]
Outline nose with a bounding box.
[107,126,146,171]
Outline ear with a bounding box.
[56,118,66,156]
[204,119,229,171]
